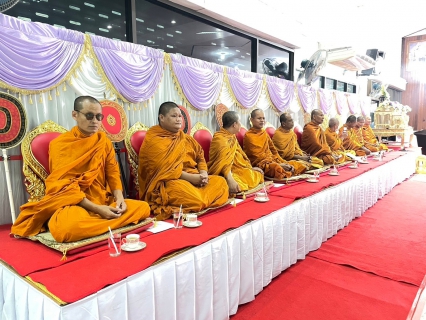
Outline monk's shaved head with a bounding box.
[74,96,100,111]
[222,111,240,129]
[346,115,357,124]
[159,101,179,117]
[250,108,261,118]
[279,112,291,124]
[311,109,322,120]
[356,116,365,122]
[329,118,339,128]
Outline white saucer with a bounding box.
[358,161,369,164]
[306,179,319,183]
[328,172,339,176]
[348,165,358,169]
[254,197,269,202]
[183,221,202,228]
[122,241,146,252]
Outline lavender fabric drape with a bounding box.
[335,91,348,115]
[297,84,317,113]
[318,88,334,115]
[0,13,84,91]
[226,67,263,109]
[90,34,164,103]
[170,54,223,111]
[360,96,371,116]
[265,76,294,112]
[347,93,358,114]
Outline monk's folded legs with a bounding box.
[48,200,150,242]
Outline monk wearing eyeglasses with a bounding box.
[138,101,229,220]
[12,96,150,242]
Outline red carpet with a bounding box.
[309,179,426,286]
[232,257,417,320]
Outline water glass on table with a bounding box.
[314,170,320,181]
[108,233,121,257]
[173,210,183,229]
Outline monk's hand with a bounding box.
[115,199,127,214]
[363,147,371,155]
[252,167,264,175]
[199,170,209,186]
[280,163,293,172]
[226,173,241,194]
[97,205,121,219]
[300,155,311,162]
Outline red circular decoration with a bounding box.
[178,105,191,134]
[99,100,128,142]
[0,92,27,149]
[215,103,229,128]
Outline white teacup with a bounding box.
[256,192,268,200]
[122,234,140,248]
[186,214,198,225]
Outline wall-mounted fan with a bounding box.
[296,49,328,86]
[262,58,289,80]
[1,0,20,12]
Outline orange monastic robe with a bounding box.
[362,125,388,151]
[208,128,263,191]
[138,125,229,220]
[354,127,379,152]
[301,122,346,165]
[324,127,355,160]
[339,125,366,156]
[272,127,323,169]
[11,127,150,242]
[243,127,307,179]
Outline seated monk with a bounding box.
[272,112,323,170]
[243,109,307,179]
[362,115,388,151]
[138,102,229,220]
[338,115,371,156]
[324,117,356,160]
[208,111,264,193]
[355,116,379,152]
[11,96,150,243]
[301,109,346,165]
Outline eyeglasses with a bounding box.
[75,110,104,121]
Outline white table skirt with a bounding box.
[0,152,417,320]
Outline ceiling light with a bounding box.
[236,50,240,52]
[99,28,109,32]
[171,20,176,24]
[175,30,182,34]
[167,45,174,48]
[85,31,95,35]
[35,12,48,18]
[167,33,173,37]
[246,53,250,56]
[107,25,112,29]
[136,18,144,23]
[69,5,80,11]
[241,56,245,58]
[112,11,121,15]
[84,2,94,7]
[70,20,81,25]
[157,24,164,28]
[224,47,229,49]
[53,8,65,13]
[197,31,221,34]
[211,42,216,45]
[147,28,154,32]
[54,24,65,28]
[99,14,108,19]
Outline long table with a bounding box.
[0,151,417,319]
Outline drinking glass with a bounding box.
[173,210,183,229]
[108,233,121,257]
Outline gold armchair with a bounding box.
[21,120,67,202]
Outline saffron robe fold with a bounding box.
[339,125,367,156]
[363,125,388,150]
[324,127,355,160]
[138,125,229,220]
[354,127,379,152]
[208,128,263,191]
[272,127,323,169]
[11,127,150,243]
[243,127,307,179]
[301,122,346,165]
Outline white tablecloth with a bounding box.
[0,152,417,320]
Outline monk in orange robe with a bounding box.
[208,111,263,193]
[301,109,346,165]
[138,102,229,220]
[272,112,323,170]
[324,117,355,160]
[362,115,388,151]
[339,115,371,156]
[354,116,379,152]
[243,109,307,179]
[11,96,150,242]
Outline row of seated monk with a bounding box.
[11,96,388,243]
